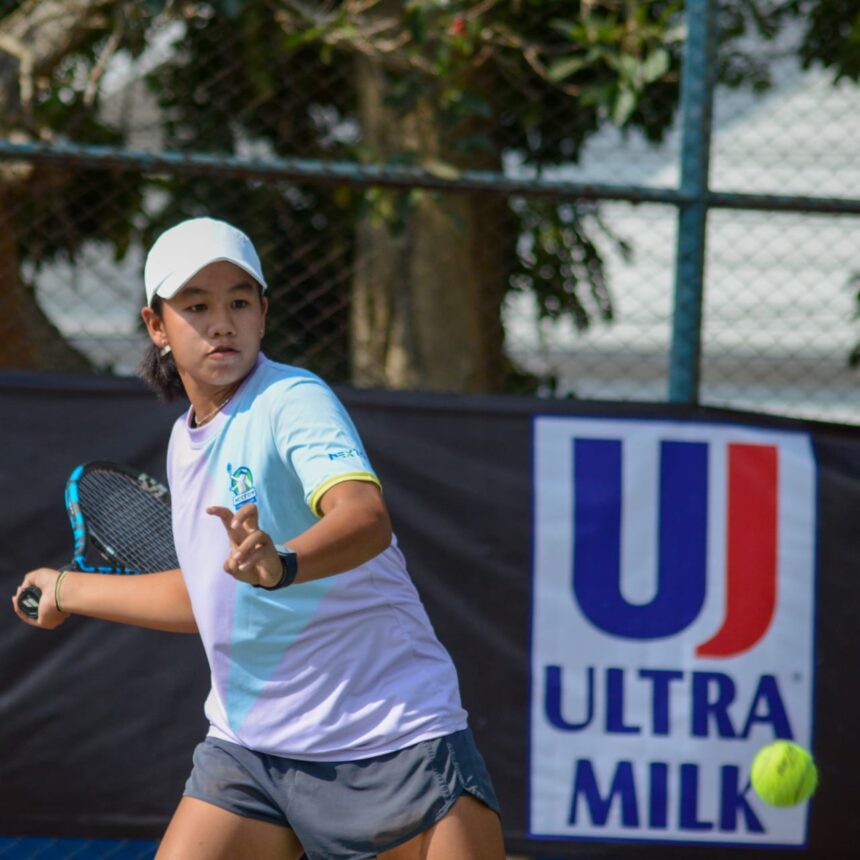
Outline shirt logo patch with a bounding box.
[227,464,257,510]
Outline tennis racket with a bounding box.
[17,461,178,620]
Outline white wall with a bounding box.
[504,49,860,424]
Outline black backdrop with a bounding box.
[1,372,859,858]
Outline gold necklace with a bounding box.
[193,392,234,427]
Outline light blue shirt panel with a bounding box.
[263,369,379,514]
[209,360,378,734]
[184,404,330,734]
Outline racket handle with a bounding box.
[18,586,42,620]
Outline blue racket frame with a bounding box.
[63,463,140,574]
[17,462,174,618]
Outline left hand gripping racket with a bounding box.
[17,461,179,620]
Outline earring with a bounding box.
[159,344,172,357]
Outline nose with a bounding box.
[207,307,236,338]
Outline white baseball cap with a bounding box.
[144,217,268,306]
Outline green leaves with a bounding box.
[548,55,588,83]
[799,0,860,81]
[510,198,626,331]
[547,5,680,126]
[268,1,688,152]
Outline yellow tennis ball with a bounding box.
[750,741,818,807]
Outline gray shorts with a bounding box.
[183,728,500,860]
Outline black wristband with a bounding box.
[254,547,298,590]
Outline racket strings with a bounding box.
[78,469,179,572]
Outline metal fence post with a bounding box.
[668,0,718,403]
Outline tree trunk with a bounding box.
[0,0,113,370]
[0,188,91,371]
[0,189,35,367]
[351,56,512,393]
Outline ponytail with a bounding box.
[138,298,186,402]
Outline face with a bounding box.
[142,260,268,395]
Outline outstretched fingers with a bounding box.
[232,529,273,571]
[207,503,259,546]
[207,504,279,585]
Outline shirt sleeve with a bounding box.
[271,375,381,517]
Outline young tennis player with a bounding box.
[12,217,504,860]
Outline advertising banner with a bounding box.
[531,416,816,848]
[3,376,859,857]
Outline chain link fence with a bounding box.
[3,0,860,855]
[3,2,859,421]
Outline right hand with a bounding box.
[206,504,284,588]
[12,568,69,629]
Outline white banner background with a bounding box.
[530,416,816,847]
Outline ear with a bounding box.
[141,306,169,350]
[260,295,269,336]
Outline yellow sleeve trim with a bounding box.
[308,472,382,518]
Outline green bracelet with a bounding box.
[54,570,70,614]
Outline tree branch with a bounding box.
[84,7,126,107]
[0,0,113,123]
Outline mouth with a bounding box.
[208,345,239,357]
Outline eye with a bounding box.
[232,299,250,309]
[186,303,207,313]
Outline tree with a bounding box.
[145,0,688,392]
[3,0,857,387]
[0,0,145,370]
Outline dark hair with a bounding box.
[137,297,187,402]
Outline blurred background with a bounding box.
[2,1,860,857]
[2,0,859,423]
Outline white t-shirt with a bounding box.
[166,354,467,760]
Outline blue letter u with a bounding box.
[572,438,707,639]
